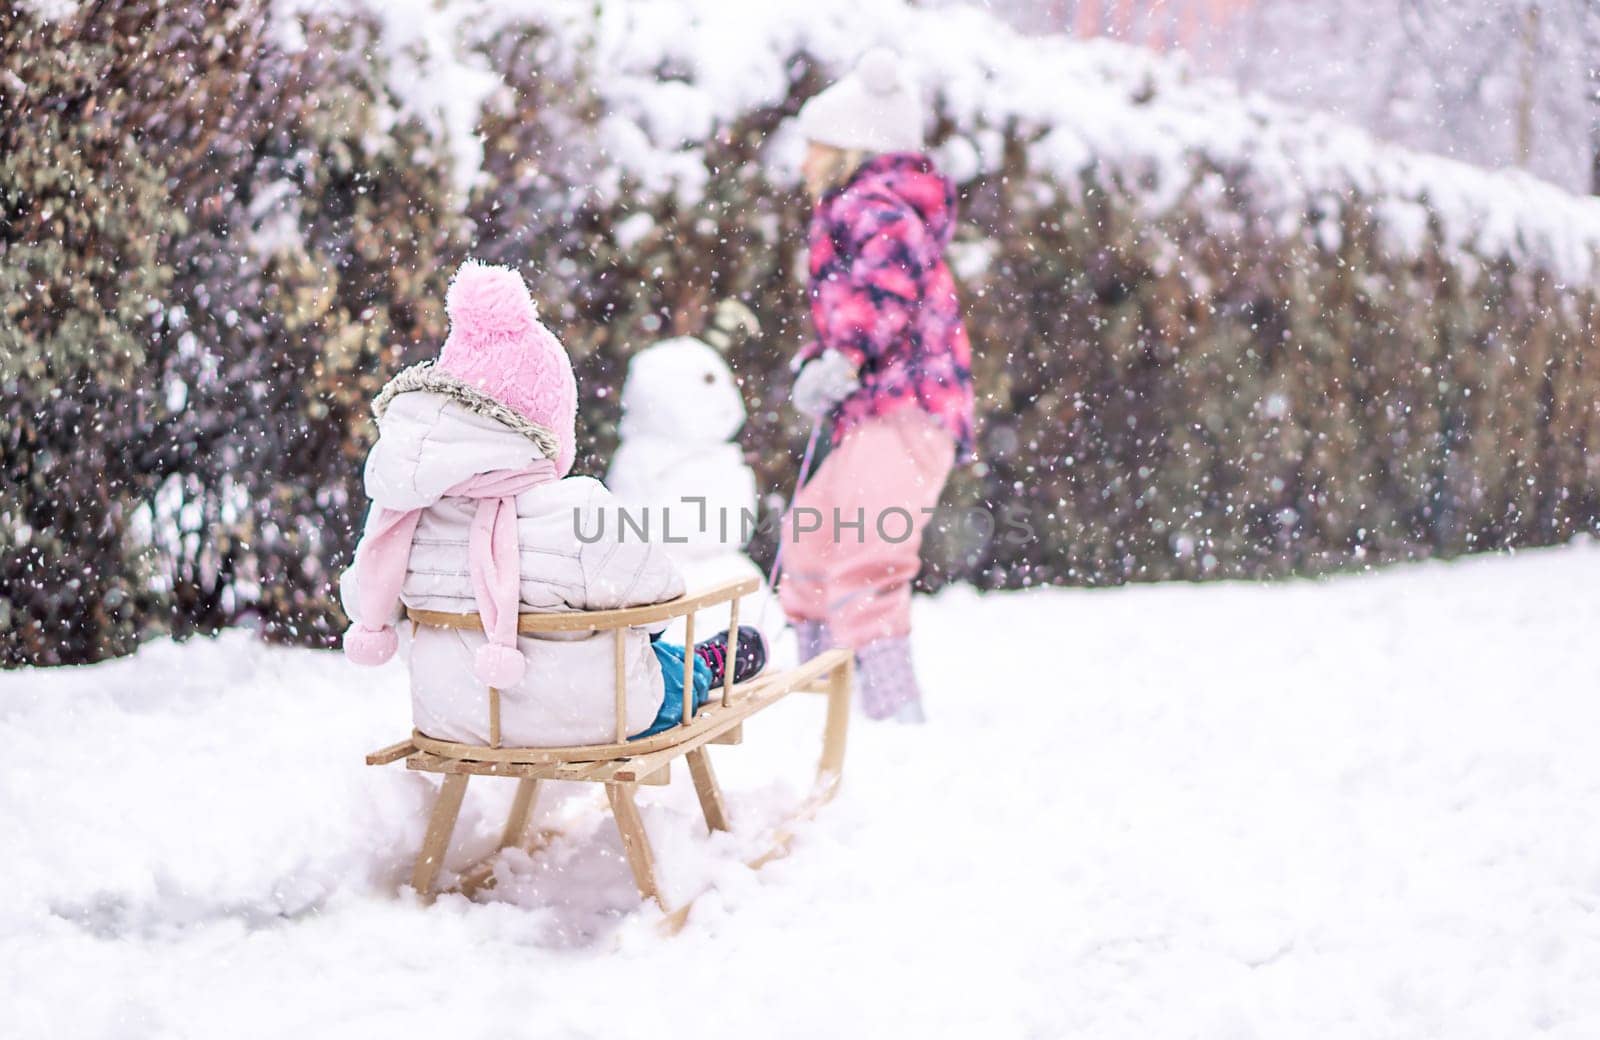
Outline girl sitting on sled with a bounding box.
[339,260,764,747]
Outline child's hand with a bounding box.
[792,350,860,418]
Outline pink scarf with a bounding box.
[343,462,557,688]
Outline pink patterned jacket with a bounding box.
[798,153,976,460]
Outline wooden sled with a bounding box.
[366,576,851,929]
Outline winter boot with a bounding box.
[854,635,924,722]
[695,626,768,686]
[792,619,833,664]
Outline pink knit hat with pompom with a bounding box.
[374,260,577,475]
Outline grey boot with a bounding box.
[855,636,924,722]
[793,619,832,664]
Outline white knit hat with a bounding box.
[796,48,925,155]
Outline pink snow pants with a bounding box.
[779,408,956,650]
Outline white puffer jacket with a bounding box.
[340,391,684,747]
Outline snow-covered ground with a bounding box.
[5,545,1600,1038]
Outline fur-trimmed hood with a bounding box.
[373,361,562,465]
[364,390,548,512]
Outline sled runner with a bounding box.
[365,576,851,928]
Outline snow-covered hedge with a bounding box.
[451,0,1600,588]
[6,0,1600,664]
[2,3,460,663]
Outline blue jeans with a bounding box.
[632,642,713,739]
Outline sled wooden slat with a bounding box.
[366,739,417,766]
[370,577,851,928]
[685,747,729,832]
[681,612,695,729]
[587,687,797,780]
[723,598,739,707]
[820,653,852,780]
[405,577,759,634]
[403,749,668,785]
[412,773,468,897]
[502,778,541,848]
[613,628,627,744]
[607,782,660,902]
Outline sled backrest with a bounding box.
[405,576,758,748]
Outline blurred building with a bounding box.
[954,0,1599,195]
[975,0,1254,52]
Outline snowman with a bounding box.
[607,302,791,661]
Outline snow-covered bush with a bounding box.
[7,0,1600,665]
